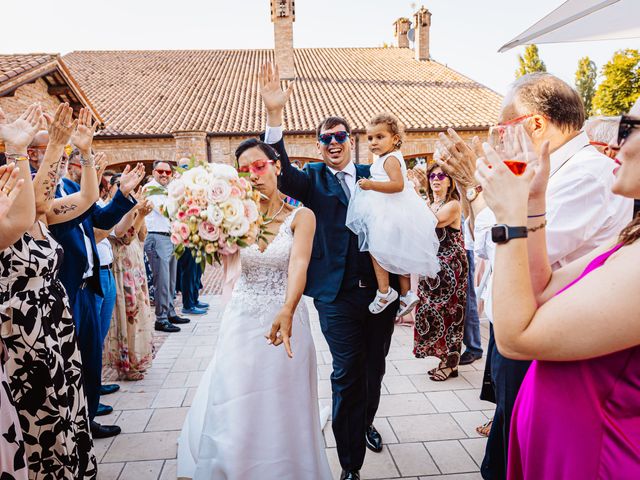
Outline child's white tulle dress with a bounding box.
[346,151,440,278]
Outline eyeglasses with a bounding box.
[498,114,535,127]
[616,115,640,147]
[155,169,172,176]
[318,131,350,145]
[237,159,274,176]
[429,172,448,181]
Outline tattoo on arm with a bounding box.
[53,204,77,215]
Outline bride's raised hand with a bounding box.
[267,307,294,358]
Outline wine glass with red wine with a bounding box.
[487,124,534,175]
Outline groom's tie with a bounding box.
[335,171,351,201]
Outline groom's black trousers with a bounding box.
[315,286,396,472]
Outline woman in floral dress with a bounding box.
[413,164,468,381]
[1,104,99,478]
[104,187,155,380]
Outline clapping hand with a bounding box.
[0,163,25,220]
[436,128,484,188]
[118,163,145,197]
[267,307,294,358]
[259,62,294,114]
[43,103,76,147]
[0,104,42,153]
[70,108,98,156]
[94,152,108,180]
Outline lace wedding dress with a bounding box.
[177,210,332,480]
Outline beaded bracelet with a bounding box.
[5,153,29,162]
[80,154,95,167]
[527,220,547,233]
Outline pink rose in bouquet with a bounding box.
[198,221,220,242]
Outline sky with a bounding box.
[2,0,638,94]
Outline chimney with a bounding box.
[270,0,296,79]
[393,17,412,48]
[413,6,432,61]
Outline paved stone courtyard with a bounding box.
[96,295,491,479]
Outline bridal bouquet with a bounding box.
[157,162,263,265]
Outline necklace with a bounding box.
[432,199,446,213]
[262,200,286,225]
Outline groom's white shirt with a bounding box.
[265,125,357,196]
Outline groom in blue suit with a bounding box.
[50,161,142,438]
[261,65,397,480]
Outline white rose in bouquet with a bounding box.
[209,163,238,180]
[209,179,231,203]
[206,205,225,226]
[220,198,244,226]
[228,217,250,237]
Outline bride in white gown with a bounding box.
[177,139,333,480]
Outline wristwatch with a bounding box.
[466,185,482,202]
[491,224,528,244]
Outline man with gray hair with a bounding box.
[438,72,633,479]
[584,116,619,159]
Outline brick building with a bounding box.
[1,3,502,169]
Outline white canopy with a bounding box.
[499,0,640,52]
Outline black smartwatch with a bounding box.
[491,224,528,244]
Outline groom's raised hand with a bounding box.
[259,62,294,128]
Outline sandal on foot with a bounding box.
[369,288,399,314]
[429,366,458,381]
[397,290,419,317]
[476,419,493,437]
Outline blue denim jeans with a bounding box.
[463,249,483,355]
[95,267,117,344]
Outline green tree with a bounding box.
[575,56,598,115]
[515,44,547,78]
[592,49,640,115]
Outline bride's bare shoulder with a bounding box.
[291,207,315,230]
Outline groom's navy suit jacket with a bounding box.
[268,138,378,303]
[50,178,135,302]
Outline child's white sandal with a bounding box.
[368,287,399,314]
[397,290,419,317]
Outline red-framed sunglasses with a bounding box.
[237,159,274,175]
[498,114,537,127]
[155,168,172,176]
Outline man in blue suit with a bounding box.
[260,64,398,480]
[50,158,144,439]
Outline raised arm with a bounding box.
[0,104,40,246]
[259,63,311,203]
[46,109,101,225]
[267,208,316,358]
[33,103,75,216]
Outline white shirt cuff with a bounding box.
[264,125,283,144]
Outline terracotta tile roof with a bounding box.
[63,48,502,137]
[0,53,104,124]
[0,54,57,86]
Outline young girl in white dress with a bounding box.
[346,113,440,316]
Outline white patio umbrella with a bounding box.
[499,0,640,52]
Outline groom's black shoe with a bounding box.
[340,470,360,480]
[365,424,383,452]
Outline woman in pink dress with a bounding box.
[475,103,640,480]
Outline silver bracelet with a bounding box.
[80,153,95,167]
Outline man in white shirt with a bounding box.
[144,161,190,332]
[443,73,633,479]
